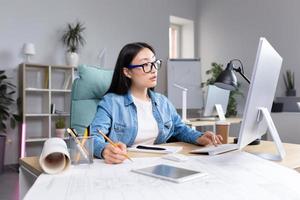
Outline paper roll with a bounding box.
[39,138,70,174]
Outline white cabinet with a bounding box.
[20,63,76,156]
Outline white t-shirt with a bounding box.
[132,95,159,145]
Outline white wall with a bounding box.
[1,0,199,164]
[198,0,300,114]
[270,113,300,143]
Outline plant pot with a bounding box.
[66,52,79,66]
[55,129,66,138]
[286,89,296,96]
[271,102,283,112]
[0,135,6,174]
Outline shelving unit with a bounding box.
[19,63,76,156]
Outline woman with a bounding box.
[90,42,222,164]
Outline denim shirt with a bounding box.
[90,90,203,158]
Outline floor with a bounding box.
[0,166,19,200]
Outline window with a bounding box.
[169,16,194,59]
[169,24,181,58]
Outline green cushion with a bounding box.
[72,64,113,100]
[70,64,113,134]
[71,99,99,134]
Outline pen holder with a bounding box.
[69,136,94,165]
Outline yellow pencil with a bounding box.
[75,128,89,162]
[96,129,133,162]
[66,128,89,162]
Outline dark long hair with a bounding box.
[106,42,155,95]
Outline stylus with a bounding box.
[136,145,166,151]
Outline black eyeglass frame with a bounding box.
[127,59,162,73]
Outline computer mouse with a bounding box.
[162,153,189,162]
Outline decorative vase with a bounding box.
[286,89,296,96]
[66,52,79,66]
[55,129,66,138]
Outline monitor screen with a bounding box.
[238,37,283,148]
[203,85,230,117]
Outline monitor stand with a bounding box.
[198,104,226,121]
[251,107,286,161]
[215,104,226,121]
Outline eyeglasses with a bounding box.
[127,59,162,73]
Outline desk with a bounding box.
[22,142,300,200]
[186,117,242,132]
[19,139,300,199]
[19,157,42,199]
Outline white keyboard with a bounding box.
[190,144,239,156]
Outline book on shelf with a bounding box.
[62,72,72,90]
[44,68,49,89]
[51,103,55,114]
[55,110,68,115]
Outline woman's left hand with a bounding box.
[196,131,223,146]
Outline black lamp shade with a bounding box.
[214,63,238,91]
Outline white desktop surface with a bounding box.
[24,151,300,200]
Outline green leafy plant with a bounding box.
[226,82,243,117]
[55,117,65,129]
[0,71,21,133]
[202,62,243,117]
[201,62,223,87]
[61,21,86,53]
[283,70,295,90]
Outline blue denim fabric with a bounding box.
[90,90,203,158]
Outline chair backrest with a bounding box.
[70,64,113,134]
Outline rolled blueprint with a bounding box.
[39,138,70,174]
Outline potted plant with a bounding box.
[202,62,243,117]
[283,70,296,96]
[0,70,21,173]
[55,117,66,138]
[61,21,86,66]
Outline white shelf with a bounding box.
[25,114,50,117]
[51,89,72,92]
[51,113,70,117]
[25,88,49,92]
[26,137,70,143]
[20,63,75,156]
[26,138,48,142]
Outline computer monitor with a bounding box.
[237,37,285,160]
[190,38,285,160]
[203,85,230,120]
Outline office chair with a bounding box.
[70,64,113,134]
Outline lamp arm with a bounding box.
[230,59,251,84]
[235,68,251,84]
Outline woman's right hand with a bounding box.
[102,142,128,164]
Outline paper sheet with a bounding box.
[39,138,70,174]
[26,151,300,200]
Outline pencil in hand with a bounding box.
[96,129,133,162]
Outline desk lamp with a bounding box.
[23,43,36,63]
[173,83,189,123]
[214,59,250,91]
[214,59,260,145]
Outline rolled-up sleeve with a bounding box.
[167,98,203,144]
[90,97,112,158]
